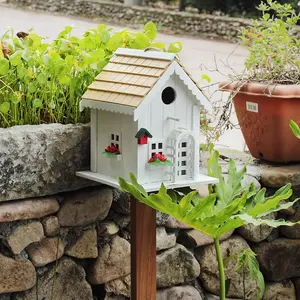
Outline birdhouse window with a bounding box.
[150,141,163,158]
[162,87,176,105]
[110,133,121,151]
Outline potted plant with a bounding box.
[219,0,300,163]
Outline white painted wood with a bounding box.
[80,99,135,115]
[91,109,98,172]
[78,49,217,189]
[96,110,138,180]
[77,171,218,192]
[115,48,176,61]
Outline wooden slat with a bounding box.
[89,81,151,97]
[131,198,156,300]
[110,55,170,69]
[83,90,144,107]
[95,71,157,88]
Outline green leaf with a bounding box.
[0,102,10,114]
[37,73,47,85]
[28,82,37,94]
[32,98,42,108]
[9,50,22,66]
[133,33,151,50]
[144,21,157,40]
[106,33,123,51]
[58,26,73,38]
[150,42,166,50]
[0,58,9,75]
[201,74,211,83]
[290,120,300,139]
[99,28,110,43]
[168,42,182,53]
[225,279,231,296]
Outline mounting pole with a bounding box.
[131,197,156,300]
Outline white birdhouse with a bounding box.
[77,48,217,191]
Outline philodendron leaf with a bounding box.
[290,120,300,138]
[118,149,300,242]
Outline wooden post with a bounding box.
[131,197,156,300]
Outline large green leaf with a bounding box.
[118,149,299,241]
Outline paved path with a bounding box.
[0,4,247,150]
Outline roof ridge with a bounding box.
[114,48,176,61]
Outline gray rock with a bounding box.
[26,237,64,267]
[157,244,200,288]
[110,210,131,229]
[65,227,98,259]
[164,216,191,229]
[195,235,257,299]
[104,295,127,300]
[97,221,119,236]
[178,229,233,248]
[15,257,93,300]
[0,197,59,222]
[0,254,36,293]
[260,164,300,190]
[252,238,300,281]
[88,236,130,284]
[157,286,203,300]
[0,124,93,202]
[156,212,170,226]
[112,189,131,215]
[42,216,60,237]
[156,226,176,251]
[57,187,113,227]
[4,221,44,254]
[263,280,296,300]
[281,209,300,239]
[236,213,275,243]
[206,293,242,300]
[0,295,10,300]
[105,275,131,298]
[292,278,300,300]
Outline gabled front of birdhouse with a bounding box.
[77,48,217,191]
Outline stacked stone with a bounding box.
[0,125,300,299]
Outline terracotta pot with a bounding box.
[219,81,300,163]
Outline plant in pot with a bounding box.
[219,0,300,163]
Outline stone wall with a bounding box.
[0,125,300,299]
[6,0,251,41]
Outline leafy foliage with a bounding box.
[238,0,300,85]
[225,249,265,299]
[118,147,300,239]
[0,22,182,128]
[290,120,300,139]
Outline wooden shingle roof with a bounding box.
[82,49,175,108]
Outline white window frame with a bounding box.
[110,132,121,152]
[149,140,164,159]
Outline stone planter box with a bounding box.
[0,123,94,202]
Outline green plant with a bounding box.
[225,249,265,299]
[238,0,300,84]
[118,147,300,300]
[0,22,182,128]
[290,120,300,138]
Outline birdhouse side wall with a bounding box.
[136,73,201,184]
[94,110,138,181]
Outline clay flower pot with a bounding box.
[220,81,300,163]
